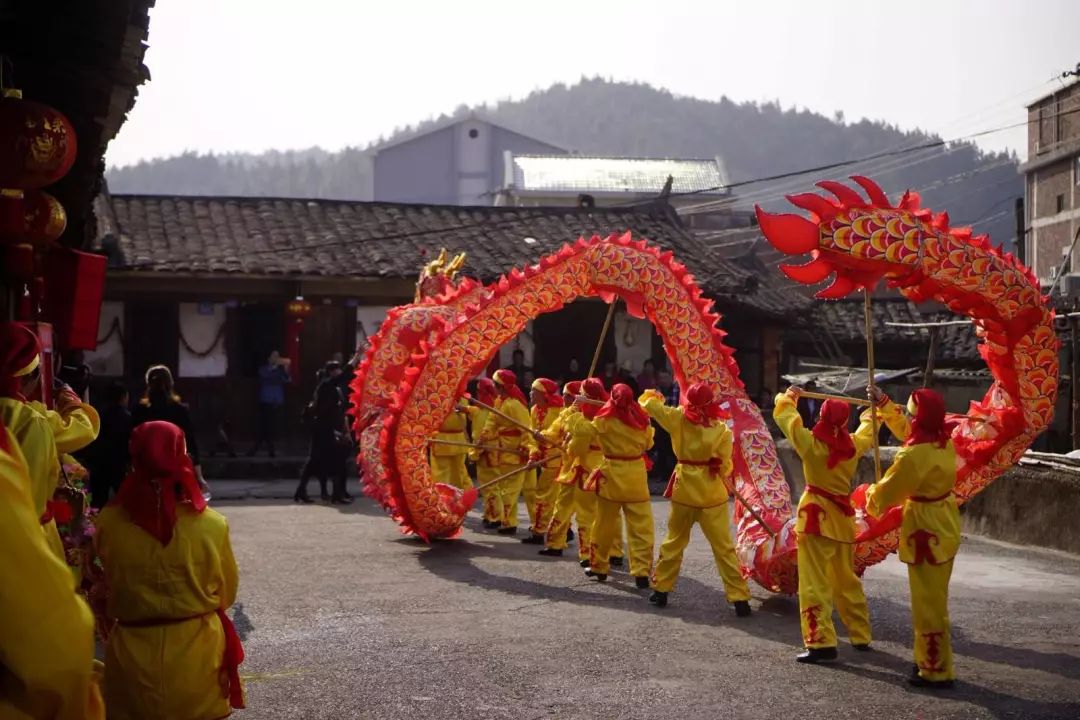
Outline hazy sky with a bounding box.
[106,0,1080,168]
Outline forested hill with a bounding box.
[107,78,1020,248]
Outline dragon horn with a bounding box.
[786,193,839,223]
[850,176,892,208]
[816,180,868,208]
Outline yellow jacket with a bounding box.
[773,393,877,543]
[0,427,104,720]
[540,406,583,485]
[641,392,732,508]
[95,504,240,720]
[478,397,536,467]
[866,440,960,565]
[567,413,654,503]
[0,397,98,561]
[432,399,469,457]
[531,404,562,471]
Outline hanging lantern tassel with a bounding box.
[284,297,313,379]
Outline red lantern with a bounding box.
[284,297,312,380]
[0,188,66,246]
[0,89,77,189]
[286,297,313,319]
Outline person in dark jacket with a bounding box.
[295,362,353,504]
[84,381,131,508]
[131,364,209,497]
[248,350,291,458]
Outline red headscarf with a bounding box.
[682,382,730,426]
[562,380,583,405]
[905,388,950,448]
[597,383,651,430]
[111,421,207,546]
[531,377,564,408]
[492,369,528,405]
[0,322,41,400]
[476,378,497,405]
[811,398,856,469]
[581,377,609,419]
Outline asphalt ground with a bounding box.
[220,497,1080,720]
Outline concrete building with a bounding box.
[1020,78,1080,284]
[371,113,566,205]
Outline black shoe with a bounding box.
[634,576,650,589]
[331,496,353,505]
[795,647,838,664]
[497,527,518,535]
[294,493,314,504]
[852,643,872,652]
[649,591,668,608]
[610,556,624,568]
[482,519,500,529]
[584,568,607,582]
[908,676,955,690]
[579,559,590,568]
[538,548,563,557]
[521,533,545,545]
[911,664,920,678]
[566,528,575,541]
[734,600,752,617]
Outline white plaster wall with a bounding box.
[83,300,124,377]
[355,305,394,350]
[614,312,653,374]
[178,303,227,377]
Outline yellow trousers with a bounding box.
[797,533,872,649]
[590,496,653,577]
[530,468,558,535]
[497,470,526,529]
[431,454,472,492]
[522,469,538,529]
[652,502,750,601]
[909,559,955,682]
[545,484,624,561]
[477,466,500,522]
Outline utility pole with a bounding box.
[1014,197,1025,265]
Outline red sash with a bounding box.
[805,485,855,517]
[680,457,725,477]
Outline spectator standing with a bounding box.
[84,381,132,508]
[248,350,290,458]
[131,365,209,499]
[503,348,533,398]
[636,359,657,391]
[296,361,353,504]
[652,368,680,482]
[796,380,821,428]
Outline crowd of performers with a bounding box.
[0,322,245,720]
[434,366,961,690]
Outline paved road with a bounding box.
[221,497,1080,720]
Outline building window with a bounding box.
[1057,194,1066,214]
[468,128,479,139]
[1056,100,1064,143]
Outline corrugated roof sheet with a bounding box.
[510,155,728,196]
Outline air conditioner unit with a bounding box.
[1061,273,1080,298]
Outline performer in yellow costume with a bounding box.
[478,369,536,535]
[570,383,654,586]
[0,323,99,562]
[863,388,960,689]
[773,387,875,663]
[522,377,564,544]
[431,396,473,492]
[642,382,752,616]
[469,378,502,527]
[0,417,105,720]
[537,381,584,560]
[97,421,245,719]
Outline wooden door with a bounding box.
[125,300,179,387]
[299,302,351,396]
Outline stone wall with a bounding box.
[772,440,1080,555]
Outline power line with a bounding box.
[117,103,1080,270]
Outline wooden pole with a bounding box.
[476,454,560,491]
[573,395,605,406]
[721,479,778,539]
[467,396,541,439]
[796,389,874,407]
[427,438,506,454]
[864,291,882,483]
[587,301,618,378]
[923,327,939,389]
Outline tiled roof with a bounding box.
[94,193,806,319]
[508,155,728,196]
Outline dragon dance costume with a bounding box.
[863,389,960,687]
[523,378,563,544]
[773,390,874,662]
[430,397,473,492]
[0,323,100,563]
[570,383,654,584]
[478,369,536,533]
[642,383,750,613]
[469,378,501,526]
